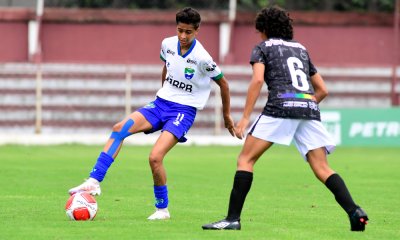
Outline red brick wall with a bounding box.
[0,22,28,62]
[0,8,397,66]
[232,25,395,66]
[41,23,219,64]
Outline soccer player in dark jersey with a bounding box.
[202,6,368,231]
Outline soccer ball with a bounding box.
[65,192,98,221]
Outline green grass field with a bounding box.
[0,144,399,239]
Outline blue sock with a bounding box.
[154,185,169,209]
[89,152,114,182]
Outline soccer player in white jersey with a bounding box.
[69,7,235,220]
[202,6,368,231]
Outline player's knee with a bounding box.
[149,153,163,169]
[112,122,124,132]
[237,153,255,167]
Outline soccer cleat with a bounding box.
[147,208,170,220]
[68,179,101,196]
[202,219,241,230]
[348,206,369,231]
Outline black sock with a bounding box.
[325,173,357,214]
[226,171,253,221]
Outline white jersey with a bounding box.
[157,36,224,110]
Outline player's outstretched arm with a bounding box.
[235,63,265,139]
[310,72,328,103]
[215,76,235,137]
[161,63,167,87]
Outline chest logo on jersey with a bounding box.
[167,49,176,56]
[184,67,195,80]
[187,58,197,65]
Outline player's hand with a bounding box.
[224,115,235,137]
[235,117,249,140]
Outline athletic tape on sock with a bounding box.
[107,119,134,156]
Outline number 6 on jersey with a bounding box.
[287,57,309,91]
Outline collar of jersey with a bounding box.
[177,38,196,58]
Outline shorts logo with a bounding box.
[173,113,185,126]
[144,103,156,108]
[167,49,175,56]
[184,67,195,80]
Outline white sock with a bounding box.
[88,177,100,185]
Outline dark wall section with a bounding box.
[232,25,394,66]
[41,23,219,64]
[0,8,397,66]
[40,23,396,66]
[294,26,393,66]
[0,22,28,62]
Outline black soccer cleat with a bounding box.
[202,219,241,230]
[348,206,369,231]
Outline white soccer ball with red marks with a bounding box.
[65,192,98,221]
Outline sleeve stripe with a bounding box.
[160,55,166,62]
[211,72,224,81]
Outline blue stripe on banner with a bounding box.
[107,119,134,157]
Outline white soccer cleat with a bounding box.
[68,178,101,196]
[147,208,170,220]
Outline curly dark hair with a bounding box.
[255,6,294,40]
[176,7,201,30]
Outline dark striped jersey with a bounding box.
[250,38,320,121]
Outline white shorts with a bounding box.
[248,115,336,161]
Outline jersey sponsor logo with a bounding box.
[265,39,306,50]
[166,76,193,92]
[308,102,319,111]
[187,58,197,65]
[205,61,217,72]
[167,49,176,56]
[283,101,319,111]
[184,67,195,80]
[283,101,308,108]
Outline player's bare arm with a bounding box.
[235,63,265,139]
[161,62,167,86]
[310,72,328,103]
[214,76,235,136]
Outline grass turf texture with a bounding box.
[0,145,399,240]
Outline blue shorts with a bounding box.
[136,97,197,143]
